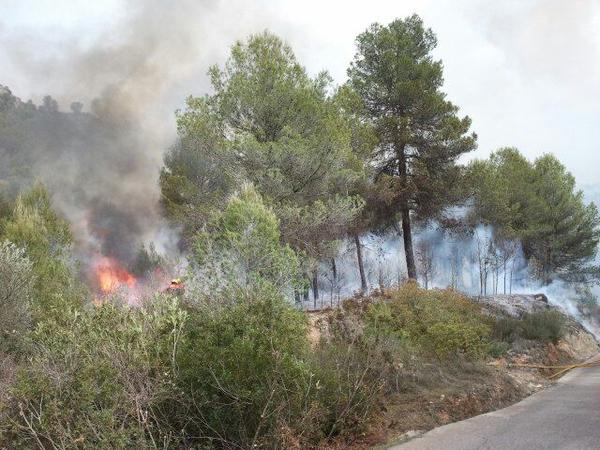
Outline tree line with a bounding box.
[160,16,599,300]
[1,15,598,299]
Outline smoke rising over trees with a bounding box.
[2,9,600,448]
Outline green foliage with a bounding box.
[0,241,33,353]
[365,283,491,360]
[310,333,396,439]
[176,284,312,448]
[277,195,364,260]
[347,15,476,278]
[0,185,85,317]
[131,243,163,278]
[1,295,187,448]
[469,148,600,283]
[491,316,521,343]
[492,310,566,344]
[160,122,237,240]
[348,15,476,217]
[193,185,301,293]
[164,32,364,266]
[520,311,565,343]
[487,341,511,358]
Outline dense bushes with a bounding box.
[493,310,565,344]
[365,283,492,360]
[176,285,312,448]
[0,241,33,353]
[520,310,565,342]
[0,264,568,449]
[0,296,186,448]
[174,284,396,447]
[0,186,85,317]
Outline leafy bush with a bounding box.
[427,321,491,360]
[310,330,407,440]
[0,241,33,353]
[0,185,85,317]
[0,295,186,449]
[487,341,511,358]
[365,283,491,360]
[491,317,520,343]
[492,310,565,344]
[176,284,312,448]
[520,310,565,343]
[192,185,302,296]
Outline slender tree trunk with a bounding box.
[401,205,417,280]
[483,272,488,296]
[397,145,417,281]
[494,268,499,294]
[503,260,507,295]
[479,260,484,296]
[303,277,309,303]
[354,234,367,292]
[312,269,319,308]
[331,258,337,284]
[330,258,337,307]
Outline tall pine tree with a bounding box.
[348,15,476,279]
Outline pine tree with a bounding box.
[348,15,476,279]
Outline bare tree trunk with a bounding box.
[312,269,319,308]
[510,259,515,295]
[401,205,417,280]
[483,272,488,296]
[354,234,367,292]
[495,267,499,294]
[397,146,417,281]
[303,276,309,303]
[330,258,337,307]
[503,260,507,295]
[331,258,337,283]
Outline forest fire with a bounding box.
[93,256,137,294]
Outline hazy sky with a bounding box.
[2,0,600,184]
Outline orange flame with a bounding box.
[94,257,137,294]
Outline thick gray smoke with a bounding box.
[0,0,240,271]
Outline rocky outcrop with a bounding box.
[472,294,551,318]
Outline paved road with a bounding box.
[393,358,600,450]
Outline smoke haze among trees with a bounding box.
[1,9,600,449]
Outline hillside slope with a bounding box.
[308,289,599,449]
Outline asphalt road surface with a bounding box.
[392,358,600,450]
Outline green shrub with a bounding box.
[0,295,185,449]
[488,341,511,358]
[492,317,521,343]
[176,284,312,448]
[520,310,565,343]
[0,185,86,318]
[427,321,490,360]
[492,310,566,344]
[0,241,33,354]
[365,283,492,360]
[310,330,408,440]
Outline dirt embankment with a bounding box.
[308,293,599,450]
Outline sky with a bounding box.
[1,0,600,185]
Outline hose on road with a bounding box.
[499,360,600,379]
